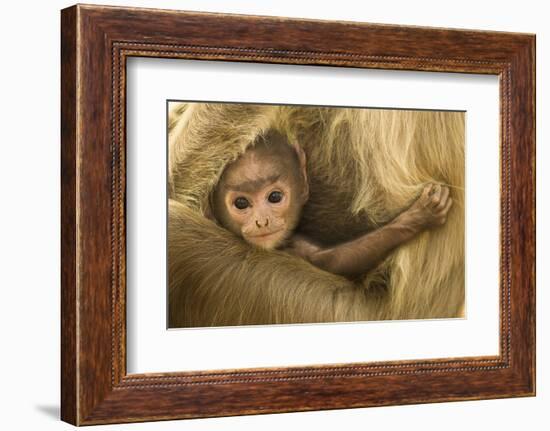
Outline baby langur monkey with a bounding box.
[211,129,453,278]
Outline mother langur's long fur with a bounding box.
[168,102,464,327]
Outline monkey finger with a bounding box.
[436,186,450,210]
[429,184,442,207]
[422,184,434,199]
[439,197,453,215]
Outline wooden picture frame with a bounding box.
[61,4,535,425]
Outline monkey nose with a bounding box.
[255,218,269,228]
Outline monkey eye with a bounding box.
[268,191,283,203]
[234,197,249,210]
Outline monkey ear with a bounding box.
[293,144,309,203]
[203,194,217,221]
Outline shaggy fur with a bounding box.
[168,102,465,327]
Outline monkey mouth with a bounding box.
[248,230,283,240]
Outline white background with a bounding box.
[0,0,546,430]
[127,60,499,373]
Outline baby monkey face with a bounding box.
[214,149,305,250]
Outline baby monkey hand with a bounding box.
[397,184,453,231]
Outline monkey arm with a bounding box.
[306,217,422,277]
[306,184,453,277]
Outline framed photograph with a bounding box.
[165,100,466,329]
[61,4,535,425]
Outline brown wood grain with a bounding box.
[60,5,77,425]
[60,4,536,425]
